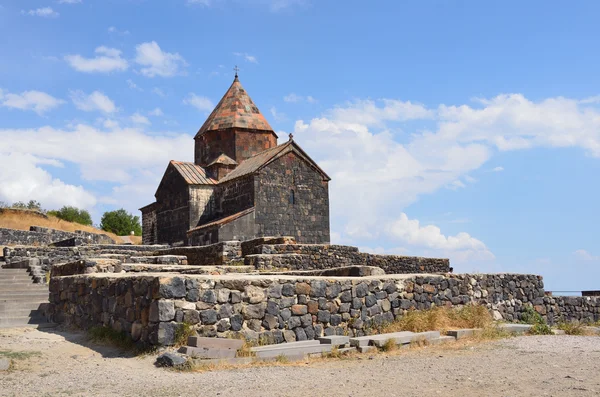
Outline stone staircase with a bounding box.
[0,267,51,328]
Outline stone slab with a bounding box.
[318,336,350,346]
[254,344,332,358]
[178,346,237,359]
[552,329,565,335]
[357,345,376,353]
[251,340,320,352]
[429,335,456,345]
[583,326,600,335]
[0,359,10,371]
[498,324,532,334]
[187,336,244,350]
[446,328,483,340]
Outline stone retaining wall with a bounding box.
[247,244,450,274]
[3,244,169,270]
[48,272,596,347]
[157,241,242,266]
[0,226,115,246]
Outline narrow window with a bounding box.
[289,189,295,205]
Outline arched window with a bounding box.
[289,189,295,205]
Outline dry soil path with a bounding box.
[0,327,599,397]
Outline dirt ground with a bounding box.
[0,327,599,397]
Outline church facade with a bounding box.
[140,75,331,246]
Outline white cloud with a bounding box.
[188,0,305,11]
[0,152,96,210]
[58,0,82,3]
[183,93,213,112]
[284,93,316,103]
[65,46,129,73]
[126,79,142,91]
[492,166,504,172]
[22,7,59,17]
[233,52,258,64]
[0,89,64,115]
[574,249,599,261]
[134,41,188,78]
[130,113,151,125]
[70,90,117,113]
[153,87,166,97]
[108,26,130,35]
[270,106,287,122]
[149,108,163,116]
[387,213,494,261]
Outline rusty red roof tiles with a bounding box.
[207,153,238,167]
[170,160,217,185]
[195,77,274,138]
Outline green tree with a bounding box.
[100,209,142,236]
[10,200,42,211]
[47,206,93,226]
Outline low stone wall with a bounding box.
[157,241,242,266]
[0,226,115,246]
[48,271,594,347]
[546,295,600,324]
[3,244,169,270]
[240,236,297,257]
[246,244,451,274]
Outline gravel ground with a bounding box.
[0,327,599,397]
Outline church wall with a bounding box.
[255,152,330,244]
[141,205,157,245]
[217,175,255,217]
[155,167,191,246]
[189,186,215,228]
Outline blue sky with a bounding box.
[1,0,599,292]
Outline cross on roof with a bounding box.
[233,65,240,78]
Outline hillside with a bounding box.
[0,208,141,244]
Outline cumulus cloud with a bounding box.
[0,89,64,115]
[148,108,163,116]
[492,166,504,172]
[65,46,129,73]
[0,124,192,214]
[388,213,494,261]
[130,113,151,125]
[70,90,117,113]
[0,152,96,210]
[22,7,59,17]
[58,0,82,3]
[183,93,213,112]
[134,41,188,77]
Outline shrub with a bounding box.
[520,306,552,335]
[382,304,492,334]
[100,209,142,236]
[47,206,93,226]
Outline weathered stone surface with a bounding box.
[244,285,266,303]
[149,300,175,322]
[155,352,187,367]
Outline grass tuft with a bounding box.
[174,323,195,347]
[557,321,586,336]
[381,338,397,352]
[381,304,492,335]
[0,350,41,360]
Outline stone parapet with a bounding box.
[0,226,115,246]
[47,272,592,347]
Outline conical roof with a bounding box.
[195,76,274,138]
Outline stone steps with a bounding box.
[0,268,51,328]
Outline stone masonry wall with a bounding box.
[248,244,451,274]
[48,272,596,347]
[255,152,330,244]
[0,226,114,246]
[157,241,243,266]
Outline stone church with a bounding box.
[140,74,331,246]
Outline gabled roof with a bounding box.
[195,77,274,138]
[207,153,238,167]
[188,207,255,234]
[218,140,331,183]
[169,161,217,185]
